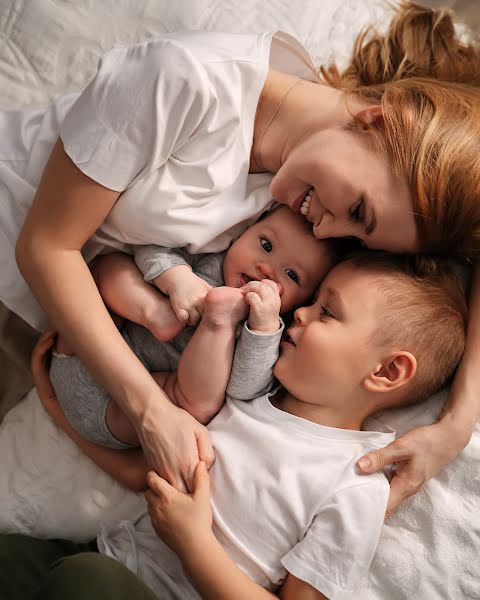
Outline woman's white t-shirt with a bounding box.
[0,31,320,329]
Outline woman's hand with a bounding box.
[31,329,67,427]
[145,461,213,556]
[136,403,215,494]
[357,420,468,517]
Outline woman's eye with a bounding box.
[350,198,365,224]
[285,269,299,284]
[260,238,272,253]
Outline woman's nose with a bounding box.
[313,212,346,239]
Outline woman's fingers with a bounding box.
[385,471,424,519]
[357,439,412,473]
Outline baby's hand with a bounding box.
[242,279,281,333]
[158,266,212,326]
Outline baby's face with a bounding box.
[274,261,384,404]
[223,206,335,314]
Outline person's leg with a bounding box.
[35,553,161,600]
[0,302,40,421]
[0,533,96,600]
[174,287,248,423]
[94,252,185,341]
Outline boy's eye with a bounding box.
[285,269,299,284]
[350,198,365,224]
[260,238,272,253]
[320,305,333,319]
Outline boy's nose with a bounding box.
[294,306,307,325]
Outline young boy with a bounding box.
[50,205,336,448]
[30,252,466,600]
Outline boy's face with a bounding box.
[274,261,384,406]
[223,206,335,314]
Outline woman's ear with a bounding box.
[353,105,384,131]
[363,351,417,394]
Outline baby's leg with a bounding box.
[50,354,137,449]
[174,287,248,424]
[94,252,185,341]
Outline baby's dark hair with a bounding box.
[347,251,468,406]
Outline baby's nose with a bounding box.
[258,261,274,279]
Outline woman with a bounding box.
[1,3,479,511]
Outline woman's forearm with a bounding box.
[15,139,169,423]
[440,263,480,439]
[17,244,167,421]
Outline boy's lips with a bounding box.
[281,331,296,347]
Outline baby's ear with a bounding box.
[363,352,417,394]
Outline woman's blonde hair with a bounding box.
[321,2,480,258]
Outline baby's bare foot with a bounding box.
[202,287,248,329]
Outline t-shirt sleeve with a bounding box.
[226,319,284,401]
[133,245,193,282]
[281,478,388,600]
[60,38,211,191]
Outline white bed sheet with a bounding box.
[0,1,478,598]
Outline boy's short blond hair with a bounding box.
[348,252,468,406]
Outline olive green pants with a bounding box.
[0,534,159,599]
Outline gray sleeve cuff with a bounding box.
[226,318,284,401]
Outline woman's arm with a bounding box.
[357,263,480,514]
[440,262,480,434]
[17,139,214,491]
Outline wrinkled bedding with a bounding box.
[0,1,478,599]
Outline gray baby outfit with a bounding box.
[50,245,226,449]
[50,245,282,449]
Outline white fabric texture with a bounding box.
[0,1,479,599]
[0,28,322,330]
[98,394,393,599]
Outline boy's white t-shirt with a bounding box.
[99,394,394,600]
[0,30,320,329]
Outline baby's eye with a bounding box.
[260,237,272,253]
[285,269,299,284]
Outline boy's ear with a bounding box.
[353,105,384,131]
[363,352,417,394]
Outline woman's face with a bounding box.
[270,125,419,253]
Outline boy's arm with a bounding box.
[145,465,328,600]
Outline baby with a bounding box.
[50,205,336,448]
[33,251,467,599]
